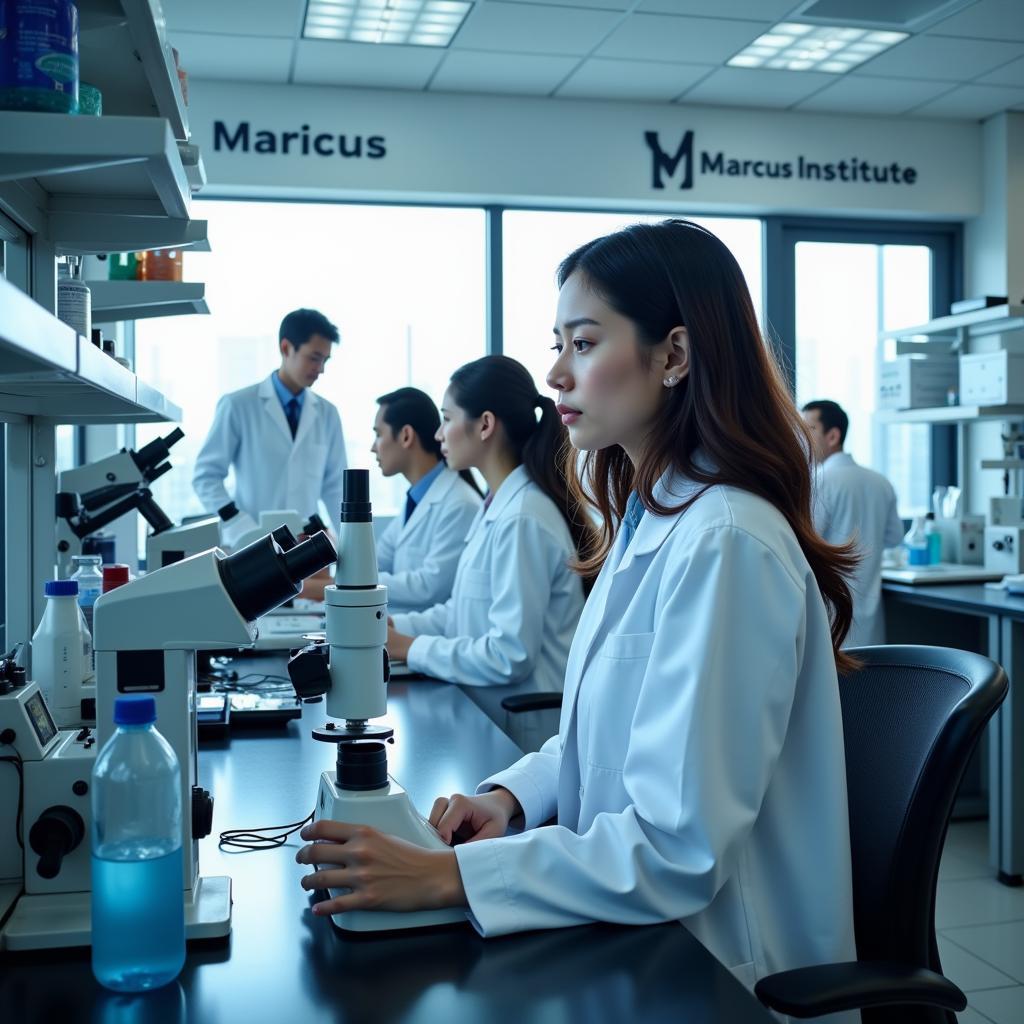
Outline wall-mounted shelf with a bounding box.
[0,277,181,424]
[880,304,1024,342]
[78,0,189,142]
[877,404,1024,424]
[88,281,208,321]
[0,111,189,216]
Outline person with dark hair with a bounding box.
[193,308,347,543]
[802,399,903,646]
[296,222,859,1013]
[385,355,590,753]
[371,387,482,613]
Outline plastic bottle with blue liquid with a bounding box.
[91,695,185,991]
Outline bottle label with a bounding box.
[0,2,80,109]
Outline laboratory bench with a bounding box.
[0,658,774,1024]
[883,581,1024,885]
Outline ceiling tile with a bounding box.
[926,0,1024,43]
[851,35,1024,82]
[169,32,294,83]
[678,66,834,109]
[556,57,710,101]
[292,41,445,89]
[596,13,767,64]
[638,0,795,19]
[796,75,958,115]
[976,55,1024,88]
[909,83,1024,119]
[430,51,579,95]
[451,2,622,56]
[493,0,631,9]
[165,0,304,37]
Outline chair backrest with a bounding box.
[839,645,1006,976]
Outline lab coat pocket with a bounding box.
[460,568,491,601]
[600,631,656,661]
[584,631,656,771]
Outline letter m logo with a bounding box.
[645,131,694,190]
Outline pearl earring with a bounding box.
[663,375,680,388]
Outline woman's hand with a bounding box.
[387,623,414,662]
[296,820,466,917]
[429,788,523,844]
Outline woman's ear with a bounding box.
[664,326,690,383]
[479,410,497,442]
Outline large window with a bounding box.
[793,241,933,518]
[502,211,763,398]
[135,199,487,528]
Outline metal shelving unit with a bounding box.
[88,280,209,322]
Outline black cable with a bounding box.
[0,753,25,850]
[218,808,314,851]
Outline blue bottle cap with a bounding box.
[45,579,78,597]
[114,696,156,726]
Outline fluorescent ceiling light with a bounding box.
[303,0,472,45]
[727,20,907,74]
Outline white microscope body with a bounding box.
[289,469,464,932]
[1,528,336,951]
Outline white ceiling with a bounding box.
[166,0,1024,120]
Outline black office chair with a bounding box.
[755,645,1007,1024]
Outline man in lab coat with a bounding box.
[371,387,481,614]
[193,308,347,545]
[803,399,904,647]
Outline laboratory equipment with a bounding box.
[230,510,328,553]
[70,554,103,633]
[0,528,336,951]
[145,517,223,571]
[31,579,92,728]
[56,428,185,577]
[288,469,465,933]
[877,356,957,411]
[960,351,1024,407]
[985,526,1024,575]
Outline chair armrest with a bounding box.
[501,693,564,713]
[754,961,967,1018]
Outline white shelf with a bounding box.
[0,277,181,423]
[0,112,188,216]
[88,280,208,321]
[880,304,1024,341]
[877,404,1024,424]
[79,0,189,141]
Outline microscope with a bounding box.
[229,509,330,553]
[289,470,465,933]
[0,528,336,951]
[55,427,185,577]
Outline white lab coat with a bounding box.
[377,468,482,614]
[391,465,583,753]
[192,376,347,544]
[454,469,857,1011]
[813,451,903,647]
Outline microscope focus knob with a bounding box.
[192,786,214,840]
[28,805,85,879]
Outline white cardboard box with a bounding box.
[878,356,957,410]
[960,350,1024,406]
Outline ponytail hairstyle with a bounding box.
[447,355,594,561]
[556,219,859,673]
[376,386,481,496]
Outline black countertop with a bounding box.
[2,661,774,1024]
[884,580,1024,620]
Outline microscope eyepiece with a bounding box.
[271,525,298,551]
[283,530,334,581]
[340,469,371,523]
[219,531,337,622]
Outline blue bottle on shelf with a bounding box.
[91,695,185,991]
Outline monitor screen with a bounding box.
[24,691,57,747]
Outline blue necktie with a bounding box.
[621,491,645,547]
[405,491,417,524]
[285,397,300,439]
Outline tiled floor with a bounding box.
[937,821,1024,1023]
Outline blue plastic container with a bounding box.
[0,0,79,114]
[91,696,185,991]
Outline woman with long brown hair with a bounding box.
[296,220,859,1001]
